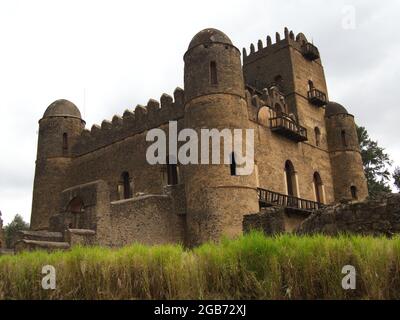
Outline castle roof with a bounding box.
[188,28,232,50]
[43,99,82,119]
[325,101,349,117]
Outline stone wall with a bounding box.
[243,207,285,235]
[297,194,400,236]
[110,193,186,246]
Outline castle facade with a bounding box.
[28,28,368,248]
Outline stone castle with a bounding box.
[21,28,368,250]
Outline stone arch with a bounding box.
[313,172,325,204]
[66,197,84,229]
[284,160,299,197]
[257,106,269,126]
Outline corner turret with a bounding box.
[325,101,368,201]
[31,99,85,230]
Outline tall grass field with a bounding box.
[1,232,400,300]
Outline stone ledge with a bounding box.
[67,229,96,236]
[14,240,70,253]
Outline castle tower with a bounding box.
[31,99,85,230]
[242,30,328,137]
[183,28,259,246]
[325,102,368,201]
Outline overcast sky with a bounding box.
[0,0,399,225]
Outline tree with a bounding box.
[394,167,400,192]
[4,214,29,249]
[357,126,392,198]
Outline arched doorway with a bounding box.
[313,172,324,203]
[285,160,297,197]
[67,197,84,229]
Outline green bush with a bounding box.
[1,232,399,300]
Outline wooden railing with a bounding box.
[302,43,320,60]
[257,188,323,211]
[269,114,308,142]
[307,88,327,106]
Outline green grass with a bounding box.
[1,232,400,300]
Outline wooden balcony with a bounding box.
[270,114,308,142]
[302,43,320,61]
[308,88,327,106]
[257,188,323,212]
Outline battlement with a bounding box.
[243,27,313,65]
[72,87,185,155]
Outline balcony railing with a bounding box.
[308,88,327,106]
[257,188,323,212]
[269,114,308,142]
[302,43,320,61]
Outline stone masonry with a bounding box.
[21,27,369,250]
[297,193,400,236]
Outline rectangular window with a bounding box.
[210,61,218,85]
[62,133,68,151]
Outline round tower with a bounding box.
[183,28,259,246]
[31,99,85,230]
[325,102,368,201]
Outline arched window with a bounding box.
[285,160,297,197]
[351,186,358,200]
[313,172,324,203]
[210,61,218,85]
[167,157,179,185]
[62,132,68,152]
[341,130,347,147]
[121,172,132,199]
[230,153,237,176]
[314,127,321,147]
[308,80,314,91]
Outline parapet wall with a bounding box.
[109,191,186,247]
[243,27,311,65]
[72,87,185,155]
[297,194,400,236]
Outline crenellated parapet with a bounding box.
[243,27,314,65]
[72,87,185,155]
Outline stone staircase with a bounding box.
[14,229,96,253]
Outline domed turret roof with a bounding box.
[188,28,233,50]
[325,101,349,117]
[43,99,82,119]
